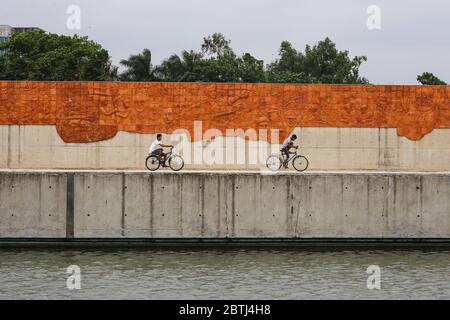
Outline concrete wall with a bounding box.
[1,171,449,239]
[0,172,67,237]
[1,125,450,171]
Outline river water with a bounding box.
[1,247,450,299]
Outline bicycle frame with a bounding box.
[159,150,173,165]
[282,150,299,164]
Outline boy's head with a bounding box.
[157,133,162,141]
[291,134,297,141]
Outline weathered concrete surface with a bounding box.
[0,172,67,237]
[0,170,449,240]
[1,125,450,171]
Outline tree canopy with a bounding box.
[417,72,447,85]
[1,31,375,84]
[119,48,158,81]
[152,33,265,83]
[267,38,368,84]
[0,30,116,81]
[120,33,365,84]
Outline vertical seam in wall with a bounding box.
[38,174,43,234]
[392,175,397,231]
[287,176,292,236]
[383,176,389,234]
[149,174,153,238]
[217,175,221,237]
[66,173,74,239]
[201,175,205,238]
[366,176,370,234]
[231,175,236,238]
[121,173,125,237]
[179,175,183,236]
[419,176,423,234]
[341,175,345,226]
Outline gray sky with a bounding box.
[1,0,449,84]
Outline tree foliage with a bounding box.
[267,38,368,84]
[417,72,447,85]
[0,31,371,84]
[119,48,158,81]
[0,30,116,81]
[155,33,265,83]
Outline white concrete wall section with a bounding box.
[0,172,67,237]
[1,125,450,171]
[1,171,449,239]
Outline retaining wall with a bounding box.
[1,171,449,240]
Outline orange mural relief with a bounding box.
[0,81,449,143]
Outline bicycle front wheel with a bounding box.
[266,155,282,171]
[292,155,309,172]
[145,155,160,171]
[169,155,184,171]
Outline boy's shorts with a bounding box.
[151,149,164,156]
[281,147,289,158]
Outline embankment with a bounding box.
[1,170,449,245]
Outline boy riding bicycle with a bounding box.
[149,134,174,167]
[281,134,298,168]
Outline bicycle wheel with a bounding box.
[266,155,282,171]
[169,155,184,171]
[292,155,309,172]
[145,155,160,171]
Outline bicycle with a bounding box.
[266,148,309,172]
[145,147,185,171]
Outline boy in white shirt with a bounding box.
[149,134,174,167]
[281,134,298,168]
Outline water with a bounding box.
[1,248,450,299]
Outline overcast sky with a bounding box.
[1,0,449,84]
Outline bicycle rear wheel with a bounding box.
[145,155,160,171]
[292,155,309,172]
[169,155,184,171]
[266,155,282,171]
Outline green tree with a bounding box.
[158,33,265,83]
[0,30,116,81]
[237,53,266,83]
[267,37,368,84]
[119,48,159,81]
[157,50,204,82]
[417,72,447,85]
[267,41,303,79]
[201,33,234,57]
[0,52,7,79]
[196,33,240,82]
